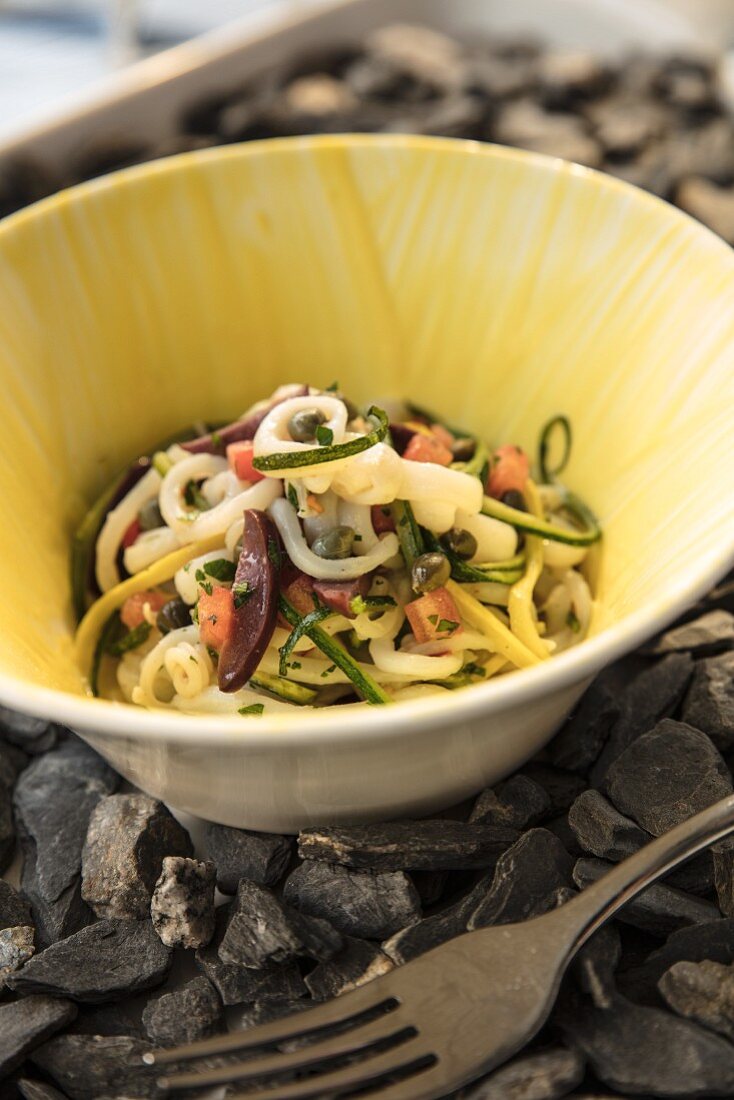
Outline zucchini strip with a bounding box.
[451,441,490,482]
[390,500,425,570]
[278,606,332,676]
[446,581,540,670]
[538,415,572,482]
[71,469,140,622]
[249,672,317,705]
[252,406,388,472]
[278,595,390,705]
[76,534,222,688]
[507,480,550,661]
[89,612,123,698]
[481,491,601,546]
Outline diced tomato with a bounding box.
[280,567,316,617]
[227,441,265,484]
[403,433,453,467]
[486,444,530,499]
[430,423,455,450]
[198,586,236,652]
[121,518,141,550]
[405,587,463,645]
[120,589,169,630]
[371,504,396,534]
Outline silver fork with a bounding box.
[144,793,734,1099]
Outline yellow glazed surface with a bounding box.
[0,135,733,729]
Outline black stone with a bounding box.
[30,1034,159,1100]
[591,654,694,783]
[0,878,32,930]
[712,840,734,917]
[0,737,27,792]
[383,873,495,964]
[518,764,587,816]
[682,651,734,751]
[573,857,720,937]
[548,676,621,774]
[574,922,622,1009]
[81,793,193,920]
[648,609,734,658]
[410,870,449,907]
[0,925,35,984]
[659,959,734,1041]
[142,975,223,1046]
[7,918,172,1002]
[234,998,311,1031]
[470,775,551,830]
[283,860,421,939]
[306,937,395,1001]
[219,878,342,969]
[298,820,519,871]
[605,719,732,835]
[467,829,575,929]
[150,856,216,949]
[0,706,56,754]
[70,999,145,1038]
[0,785,13,874]
[17,1081,69,1100]
[557,990,734,1096]
[202,822,294,892]
[568,789,649,861]
[0,996,77,1077]
[464,1047,585,1100]
[619,918,734,1005]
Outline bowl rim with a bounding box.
[1,133,733,746]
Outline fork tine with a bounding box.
[157,1011,415,1092]
[224,1040,434,1100]
[144,981,396,1066]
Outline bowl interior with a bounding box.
[0,135,733,709]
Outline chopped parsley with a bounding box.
[290,660,302,670]
[238,703,265,716]
[315,425,334,447]
[437,618,460,634]
[321,664,337,678]
[206,646,219,663]
[267,537,282,569]
[105,621,151,656]
[232,582,252,609]
[183,480,209,511]
[326,380,339,392]
[204,559,236,583]
[566,610,581,633]
[286,483,299,510]
[427,614,439,626]
[194,569,213,596]
[210,430,223,451]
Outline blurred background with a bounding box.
[1,0,734,242]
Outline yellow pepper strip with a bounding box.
[446,581,540,670]
[508,479,550,661]
[75,534,223,682]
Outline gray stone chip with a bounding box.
[470,775,551,830]
[464,1046,585,1100]
[202,822,294,891]
[283,860,421,939]
[150,856,216,949]
[568,789,649,862]
[468,829,574,930]
[0,995,77,1078]
[682,651,734,751]
[0,924,35,984]
[305,937,395,1002]
[659,959,734,1042]
[30,1034,158,1100]
[649,610,734,657]
[142,975,223,1047]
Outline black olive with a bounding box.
[411,552,451,593]
[156,598,193,635]
[501,489,527,512]
[442,527,478,561]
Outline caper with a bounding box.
[311,526,355,560]
[138,498,164,531]
[442,527,478,561]
[288,407,327,443]
[411,552,451,593]
[156,597,193,635]
[501,489,527,512]
[451,437,476,462]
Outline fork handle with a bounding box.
[563,793,734,952]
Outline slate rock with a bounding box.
[0,738,27,792]
[0,878,32,931]
[649,610,734,657]
[219,878,342,969]
[518,765,587,816]
[70,999,145,1038]
[470,775,551,830]
[235,998,311,1031]
[568,789,649,862]
[14,739,118,946]
[30,1035,158,1100]
[0,996,77,1078]
[283,860,421,939]
[383,872,496,964]
[713,841,734,917]
[605,719,732,835]
[573,857,720,937]
[142,975,223,1047]
[682,651,734,751]
[298,820,519,872]
[619,918,734,1005]
[678,178,734,245]
[17,1081,69,1100]
[410,869,449,907]
[659,959,734,1042]
[591,654,694,783]
[202,822,294,892]
[0,706,56,754]
[464,1046,585,1099]
[574,922,621,1009]
[195,904,306,1006]
[547,676,620,774]
[7,918,172,1002]
[81,793,193,919]
[558,990,734,1097]
[0,787,13,873]
[306,937,395,1001]
[150,856,216,949]
[493,99,602,167]
[467,829,575,930]
[0,925,35,984]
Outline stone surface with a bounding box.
[17,1081,69,1100]
[573,857,720,937]
[659,959,734,1042]
[383,872,496,964]
[605,719,732,836]
[464,1046,585,1099]
[574,922,622,1009]
[298,820,519,871]
[0,924,35,984]
[202,822,294,892]
[14,738,118,946]
[7,918,172,1002]
[619,918,734,1005]
[71,999,145,1038]
[0,784,13,874]
[81,793,193,920]
[283,860,421,939]
[713,841,734,917]
[0,878,33,930]
[142,975,223,1047]
[517,765,587,816]
[568,789,649,862]
[547,676,620,774]
[682,651,734,751]
[0,706,56,754]
[150,856,216,949]
[30,1034,159,1100]
[470,775,551,830]
[219,878,342,969]
[306,937,395,1001]
[648,610,734,657]
[467,829,575,929]
[0,996,77,1077]
[0,738,27,791]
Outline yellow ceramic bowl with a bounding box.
[0,135,733,830]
